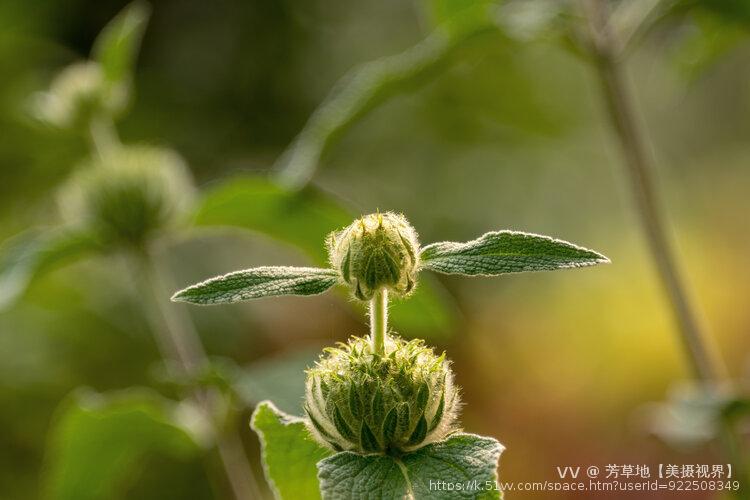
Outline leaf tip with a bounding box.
[170,288,191,303]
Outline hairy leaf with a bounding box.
[42,388,200,500]
[251,401,332,500]
[92,1,151,84]
[275,12,497,189]
[0,228,101,310]
[172,266,339,305]
[317,433,503,499]
[192,176,458,337]
[421,231,609,276]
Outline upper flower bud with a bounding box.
[59,145,195,247]
[31,62,128,129]
[326,212,420,301]
[304,333,460,454]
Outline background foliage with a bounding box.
[1,0,749,498]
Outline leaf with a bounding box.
[424,0,496,27]
[171,266,340,305]
[388,274,458,341]
[194,176,351,264]
[421,230,609,276]
[42,388,201,500]
[317,433,504,499]
[0,228,101,310]
[251,401,332,500]
[275,12,497,189]
[192,176,458,338]
[234,349,319,415]
[493,0,567,43]
[669,11,746,80]
[92,1,151,84]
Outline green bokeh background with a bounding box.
[1,1,749,498]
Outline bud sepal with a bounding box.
[326,212,420,301]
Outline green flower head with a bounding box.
[326,212,420,301]
[304,333,460,454]
[32,62,128,129]
[59,145,195,247]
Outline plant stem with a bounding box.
[581,0,724,382]
[89,115,120,158]
[370,288,389,355]
[580,0,746,493]
[135,246,263,500]
[86,116,262,499]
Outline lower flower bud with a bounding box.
[304,333,460,454]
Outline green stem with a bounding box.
[134,247,263,500]
[86,116,262,499]
[580,0,747,495]
[370,288,389,355]
[89,115,120,159]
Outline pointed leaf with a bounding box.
[421,230,609,276]
[193,176,350,264]
[192,176,458,338]
[234,348,318,415]
[42,388,201,500]
[275,13,497,189]
[0,228,101,310]
[92,1,151,84]
[172,266,339,305]
[318,433,504,499]
[251,401,332,500]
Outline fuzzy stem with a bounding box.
[89,115,120,159]
[580,0,747,494]
[134,247,262,500]
[370,288,389,355]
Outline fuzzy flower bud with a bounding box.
[32,62,128,129]
[59,145,195,247]
[326,212,420,301]
[304,333,460,454]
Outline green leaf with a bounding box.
[669,11,746,80]
[493,0,568,43]
[92,1,151,84]
[194,176,351,264]
[389,274,458,340]
[251,401,332,500]
[0,228,100,310]
[275,13,497,189]
[421,230,609,276]
[192,176,458,338]
[42,388,201,500]
[234,349,319,415]
[171,266,340,305]
[423,0,496,27]
[317,433,504,499]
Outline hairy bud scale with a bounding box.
[304,333,460,454]
[327,212,420,301]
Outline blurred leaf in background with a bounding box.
[42,388,205,500]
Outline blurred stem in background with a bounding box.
[89,118,262,500]
[580,0,748,494]
[135,249,261,500]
